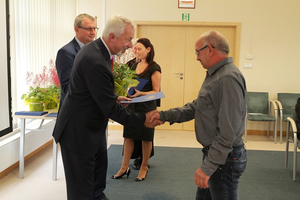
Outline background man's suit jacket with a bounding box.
[55,37,81,105]
[53,38,145,155]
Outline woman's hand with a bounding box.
[128,88,145,98]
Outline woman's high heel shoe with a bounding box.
[135,167,148,182]
[111,168,131,179]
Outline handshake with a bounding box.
[144,110,164,128]
[117,96,164,128]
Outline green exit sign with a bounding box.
[182,13,190,21]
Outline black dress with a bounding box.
[123,62,161,158]
[126,57,137,68]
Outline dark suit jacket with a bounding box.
[52,38,145,155]
[55,37,81,105]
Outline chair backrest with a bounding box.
[247,92,269,114]
[277,93,300,116]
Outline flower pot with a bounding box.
[29,102,44,111]
[45,101,57,110]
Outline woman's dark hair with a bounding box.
[137,38,154,64]
[136,38,161,77]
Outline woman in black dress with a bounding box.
[112,38,161,181]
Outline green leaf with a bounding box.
[113,63,139,96]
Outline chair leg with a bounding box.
[267,121,270,138]
[273,121,277,144]
[280,118,283,144]
[285,122,290,168]
[293,132,297,181]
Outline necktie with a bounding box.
[111,58,114,72]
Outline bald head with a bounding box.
[195,31,230,69]
[198,31,230,55]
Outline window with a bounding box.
[9,0,76,131]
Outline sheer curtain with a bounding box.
[10,0,76,128]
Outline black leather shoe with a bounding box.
[135,167,149,182]
[111,168,131,179]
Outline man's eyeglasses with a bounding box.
[78,26,99,32]
[195,45,208,56]
[195,45,215,56]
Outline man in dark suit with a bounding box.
[55,13,97,105]
[53,15,161,200]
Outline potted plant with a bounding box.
[112,62,139,96]
[44,85,60,109]
[21,86,47,111]
[21,59,61,111]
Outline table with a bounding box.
[13,111,108,181]
[13,112,58,180]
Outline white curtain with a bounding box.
[10,0,76,128]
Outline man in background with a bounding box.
[55,13,97,105]
[149,30,247,200]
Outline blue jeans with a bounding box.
[196,145,247,200]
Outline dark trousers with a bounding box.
[196,145,247,200]
[60,137,107,200]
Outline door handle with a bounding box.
[175,72,183,75]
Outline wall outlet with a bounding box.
[246,54,254,60]
[244,63,253,68]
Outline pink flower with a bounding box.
[25,59,60,88]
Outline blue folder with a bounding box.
[128,78,148,96]
[45,113,58,117]
[15,111,48,116]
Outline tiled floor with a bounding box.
[0,129,291,200]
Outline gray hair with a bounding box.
[102,15,134,39]
[74,13,95,27]
[201,31,230,55]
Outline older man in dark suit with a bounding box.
[55,13,97,105]
[53,15,161,200]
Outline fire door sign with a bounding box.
[182,13,190,21]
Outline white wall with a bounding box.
[77,0,104,38]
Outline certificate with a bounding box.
[121,91,165,103]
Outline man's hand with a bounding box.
[116,96,131,107]
[144,110,164,128]
[194,168,210,189]
[149,110,161,123]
